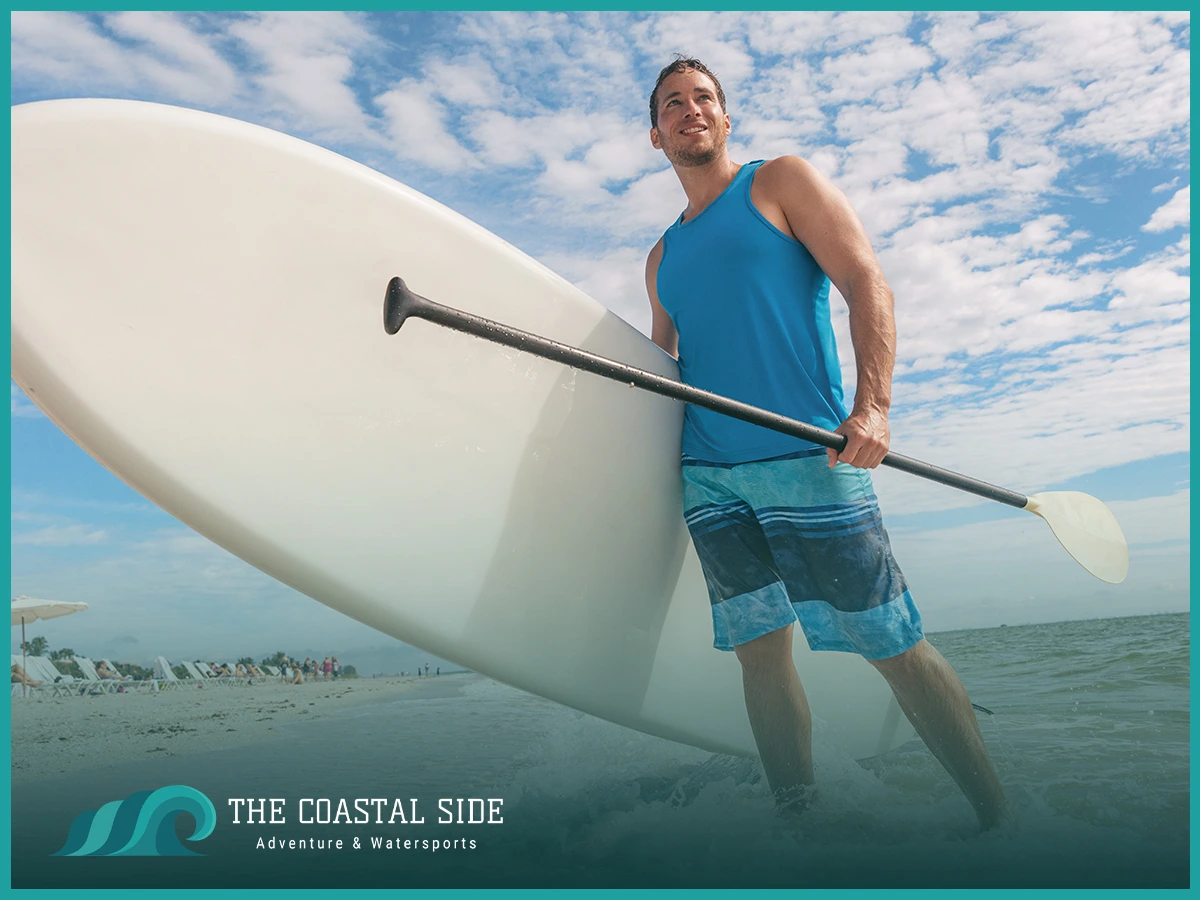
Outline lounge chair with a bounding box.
[181,661,222,687]
[74,657,122,694]
[194,661,237,686]
[98,658,159,692]
[100,659,135,682]
[10,654,67,698]
[24,656,78,693]
[151,656,180,691]
[22,655,57,684]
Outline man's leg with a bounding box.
[735,623,814,808]
[869,638,1006,830]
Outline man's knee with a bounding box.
[867,637,930,675]
[734,624,794,672]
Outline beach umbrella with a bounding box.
[11,595,88,697]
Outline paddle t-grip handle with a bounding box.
[382,277,1030,509]
[384,276,431,334]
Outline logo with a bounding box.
[54,785,217,857]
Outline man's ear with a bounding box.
[650,127,662,150]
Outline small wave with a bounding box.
[53,785,217,857]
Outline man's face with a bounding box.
[650,69,730,168]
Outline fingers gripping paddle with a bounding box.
[383,277,1129,584]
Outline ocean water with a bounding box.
[12,613,1189,889]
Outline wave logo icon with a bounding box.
[53,785,217,857]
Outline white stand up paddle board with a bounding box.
[12,99,913,759]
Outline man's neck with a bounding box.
[675,155,742,222]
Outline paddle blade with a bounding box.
[1024,491,1128,584]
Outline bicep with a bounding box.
[775,158,886,303]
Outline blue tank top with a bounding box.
[656,160,848,463]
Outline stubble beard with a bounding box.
[670,145,720,168]
[665,127,727,169]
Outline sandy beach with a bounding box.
[11,675,450,784]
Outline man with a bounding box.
[644,57,1006,830]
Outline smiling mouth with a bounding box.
[680,126,707,136]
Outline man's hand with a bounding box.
[826,407,890,469]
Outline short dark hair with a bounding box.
[649,56,727,129]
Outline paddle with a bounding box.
[383,277,1129,585]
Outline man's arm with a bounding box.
[756,155,895,469]
[646,238,679,359]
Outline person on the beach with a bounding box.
[322,656,332,678]
[11,663,41,686]
[96,660,120,680]
[644,57,1005,829]
[332,657,341,679]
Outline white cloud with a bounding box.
[817,34,936,105]
[1144,185,1190,233]
[423,56,512,109]
[226,11,383,143]
[634,13,757,91]
[376,82,480,172]
[11,11,240,106]
[12,11,136,87]
[1018,13,1190,159]
[102,12,239,105]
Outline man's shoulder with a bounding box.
[756,155,818,183]
[753,156,829,209]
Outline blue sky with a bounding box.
[9,11,1190,663]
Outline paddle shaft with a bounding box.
[384,277,1029,510]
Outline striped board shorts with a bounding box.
[682,449,924,660]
